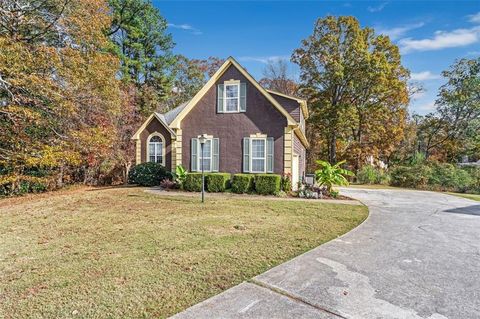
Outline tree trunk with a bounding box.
[329,133,337,164]
[57,165,64,188]
[123,162,132,185]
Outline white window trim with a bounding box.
[198,138,213,172]
[146,132,166,166]
[224,80,240,113]
[250,137,267,173]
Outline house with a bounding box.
[132,57,309,186]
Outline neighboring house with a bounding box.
[132,57,309,185]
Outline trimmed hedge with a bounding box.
[184,173,203,192]
[231,174,254,194]
[128,162,171,186]
[206,173,231,192]
[255,174,281,195]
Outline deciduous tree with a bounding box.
[292,16,409,169]
[259,60,298,96]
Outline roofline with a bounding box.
[293,126,310,149]
[266,89,306,103]
[169,56,297,129]
[266,89,309,119]
[131,113,177,140]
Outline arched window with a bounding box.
[147,133,165,165]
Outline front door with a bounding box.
[292,154,299,190]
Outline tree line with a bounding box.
[1,2,478,195]
[0,0,223,194]
[260,17,479,173]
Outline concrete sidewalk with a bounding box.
[172,188,480,319]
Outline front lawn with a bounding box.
[447,192,480,201]
[0,187,367,318]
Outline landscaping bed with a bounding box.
[0,187,367,318]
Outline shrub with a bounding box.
[390,162,478,193]
[184,173,203,192]
[390,164,431,189]
[231,174,254,194]
[206,173,231,192]
[280,174,292,192]
[357,165,390,185]
[255,174,281,195]
[128,162,171,186]
[428,163,473,192]
[462,166,480,193]
[160,179,177,190]
[0,175,49,196]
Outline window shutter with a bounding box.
[191,138,198,172]
[240,83,246,112]
[243,137,250,173]
[267,137,274,173]
[212,138,219,172]
[217,84,224,113]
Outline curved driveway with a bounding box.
[173,189,480,319]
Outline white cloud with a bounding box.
[167,23,202,35]
[468,12,480,24]
[238,55,289,64]
[377,22,425,40]
[417,101,437,112]
[399,26,480,53]
[410,71,441,81]
[411,90,426,100]
[368,2,388,13]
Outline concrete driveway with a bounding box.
[172,189,480,319]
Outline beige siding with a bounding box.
[293,133,306,182]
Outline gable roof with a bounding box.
[131,112,177,140]
[132,57,310,148]
[163,101,189,125]
[266,89,309,119]
[169,57,297,129]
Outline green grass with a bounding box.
[0,187,367,318]
[447,192,480,201]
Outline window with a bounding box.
[217,82,246,113]
[192,137,219,172]
[200,139,212,171]
[224,83,240,112]
[147,134,164,164]
[251,138,266,173]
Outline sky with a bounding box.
[154,0,480,115]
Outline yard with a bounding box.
[0,187,367,318]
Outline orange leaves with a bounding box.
[1,0,122,189]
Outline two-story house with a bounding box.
[132,57,309,186]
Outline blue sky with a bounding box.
[154,0,480,115]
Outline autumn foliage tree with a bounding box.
[0,0,121,193]
[292,16,409,170]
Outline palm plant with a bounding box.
[315,160,354,194]
[172,165,187,188]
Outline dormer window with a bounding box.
[217,80,246,113]
[225,83,240,112]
